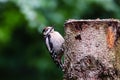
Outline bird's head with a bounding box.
[42,26,54,36]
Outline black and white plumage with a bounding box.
[42,26,64,70]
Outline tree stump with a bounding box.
[63,19,120,80]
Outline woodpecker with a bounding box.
[42,26,64,70]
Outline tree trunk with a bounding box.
[63,19,120,80]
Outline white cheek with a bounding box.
[45,29,51,35]
[44,32,47,35]
[43,32,46,35]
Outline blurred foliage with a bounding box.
[0,0,120,80]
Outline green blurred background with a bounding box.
[0,0,120,80]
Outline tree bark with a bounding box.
[63,19,120,80]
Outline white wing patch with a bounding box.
[46,37,52,53]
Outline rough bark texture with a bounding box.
[63,19,120,80]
